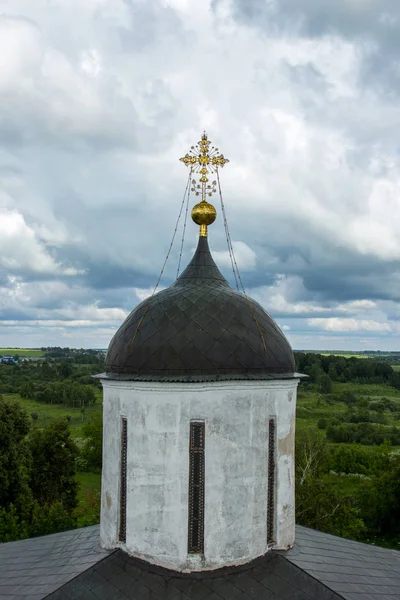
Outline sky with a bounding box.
[1,0,400,351]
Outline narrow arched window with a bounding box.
[267,418,276,546]
[188,421,205,554]
[119,417,127,543]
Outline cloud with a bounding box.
[212,241,257,271]
[308,318,392,333]
[0,1,400,350]
[0,209,80,275]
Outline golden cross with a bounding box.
[180,132,229,202]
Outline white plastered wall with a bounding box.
[100,378,298,572]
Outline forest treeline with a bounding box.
[294,352,400,545]
[1,351,400,547]
[295,351,400,386]
[0,357,101,402]
[295,432,400,543]
[0,395,103,542]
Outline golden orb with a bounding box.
[191,200,217,226]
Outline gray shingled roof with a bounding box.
[44,544,341,600]
[0,525,109,600]
[286,526,400,600]
[0,525,399,600]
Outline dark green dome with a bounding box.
[105,237,295,380]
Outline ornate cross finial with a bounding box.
[179,132,229,203]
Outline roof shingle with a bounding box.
[0,525,399,600]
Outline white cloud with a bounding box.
[134,286,165,302]
[212,241,256,271]
[337,299,377,313]
[0,209,80,275]
[1,1,400,347]
[308,318,392,332]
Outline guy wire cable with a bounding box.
[129,170,192,350]
[216,170,240,291]
[176,168,192,277]
[216,170,268,356]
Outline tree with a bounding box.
[306,363,323,384]
[296,476,366,539]
[359,458,400,536]
[83,386,96,406]
[28,418,79,513]
[295,430,328,486]
[328,364,338,381]
[20,382,35,399]
[295,431,365,539]
[0,396,32,512]
[319,374,333,394]
[58,362,73,379]
[29,502,76,537]
[329,445,372,475]
[82,413,103,470]
[0,504,29,543]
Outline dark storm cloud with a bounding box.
[230,0,400,42]
[230,0,400,93]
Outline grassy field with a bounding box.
[0,348,45,357]
[76,472,101,503]
[296,381,400,432]
[318,352,369,359]
[3,391,103,440]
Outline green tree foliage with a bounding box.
[0,399,81,542]
[297,477,366,539]
[326,422,400,445]
[57,361,73,379]
[295,431,366,539]
[340,391,357,406]
[34,381,97,408]
[20,381,35,399]
[0,352,103,396]
[295,352,396,386]
[0,396,32,512]
[74,490,101,527]
[328,445,373,475]
[0,504,29,542]
[29,502,76,537]
[29,418,79,513]
[318,374,333,394]
[82,413,103,470]
[307,363,324,384]
[358,457,400,536]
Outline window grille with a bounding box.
[267,418,276,546]
[119,417,127,543]
[188,421,205,554]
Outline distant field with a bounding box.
[3,392,103,440]
[0,348,45,357]
[297,381,400,449]
[301,351,400,360]
[319,352,369,359]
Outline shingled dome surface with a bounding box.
[105,236,295,379]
